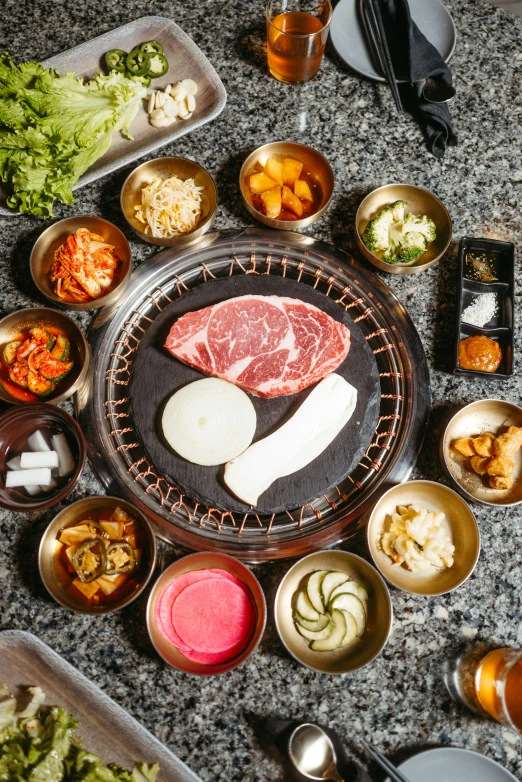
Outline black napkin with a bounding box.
[377,0,457,158]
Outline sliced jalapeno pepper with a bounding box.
[146,53,169,78]
[125,47,151,76]
[104,49,127,73]
[139,40,164,55]
[129,73,151,87]
[72,539,107,584]
[77,520,109,539]
[106,542,136,575]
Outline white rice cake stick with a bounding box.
[224,374,358,506]
[20,451,59,469]
[51,433,75,477]
[6,468,52,488]
[28,430,51,452]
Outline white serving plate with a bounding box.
[0,16,226,216]
[385,747,519,782]
[0,630,202,782]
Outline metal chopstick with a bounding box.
[360,739,411,782]
[364,0,403,113]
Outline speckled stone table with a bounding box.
[0,0,521,780]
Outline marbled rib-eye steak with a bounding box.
[164,295,351,398]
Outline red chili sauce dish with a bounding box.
[55,505,148,607]
[0,324,79,402]
[154,568,257,665]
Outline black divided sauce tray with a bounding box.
[454,237,515,379]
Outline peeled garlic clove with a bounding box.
[183,112,193,120]
[150,108,166,121]
[147,92,156,113]
[182,78,198,96]
[150,116,171,128]
[177,102,189,119]
[164,116,177,126]
[186,94,196,112]
[156,92,167,108]
[164,83,172,95]
[164,97,178,117]
[172,81,187,101]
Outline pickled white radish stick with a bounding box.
[6,468,52,488]
[28,430,51,452]
[224,374,358,506]
[20,451,59,469]
[51,433,75,477]
[6,456,41,494]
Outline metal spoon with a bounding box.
[288,723,345,782]
[422,77,456,104]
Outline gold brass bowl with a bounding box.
[355,183,452,274]
[367,481,480,596]
[240,141,334,230]
[38,496,157,614]
[274,550,392,674]
[440,400,522,507]
[30,216,132,311]
[0,307,90,406]
[121,157,217,247]
[146,552,267,676]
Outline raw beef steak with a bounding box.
[164,294,351,398]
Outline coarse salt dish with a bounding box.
[461,292,498,328]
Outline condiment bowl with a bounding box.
[30,216,132,311]
[240,141,334,230]
[440,400,522,507]
[355,183,452,274]
[39,496,157,614]
[0,404,86,512]
[146,552,267,675]
[367,481,480,595]
[274,550,392,674]
[0,307,90,405]
[121,157,217,247]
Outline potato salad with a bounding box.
[381,504,455,572]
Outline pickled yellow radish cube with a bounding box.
[282,185,304,218]
[250,172,278,194]
[72,578,100,600]
[264,157,284,186]
[260,185,282,219]
[283,157,303,189]
[294,179,313,202]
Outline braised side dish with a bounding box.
[1,327,74,399]
[454,427,522,490]
[56,506,145,605]
[49,228,122,303]
[249,155,322,220]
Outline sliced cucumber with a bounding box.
[30,327,54,350]
[329,594,366,637]
[330,580,369,603]
[9,365,29,388]
[295,589,320,622]
[306,570,329,614]
[338,610,358,648]
[39,357,74,381]
[295,615,334,641]
[3,340,23,365]
[50,334,70,361]
[294,612,331,633]
[321,571,349,605]
[27,371,54,397]
[310,610,346,652]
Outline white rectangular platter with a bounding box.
[0,15,226,216]
[0,630,202,782]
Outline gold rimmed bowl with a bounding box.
[30,216,132,311]
[274,550,392,674]
[240,141,334,230]
[0,307,90,406]
[146,552,267,676]
[355,183,452,274]
[367,481,480,596]
[440,399,522,507]
[121,157,217,247]
[39,496,157,615]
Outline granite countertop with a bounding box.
[1,0,521,779]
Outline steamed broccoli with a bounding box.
[361,199,437,264]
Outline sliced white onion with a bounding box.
[162,378,257,466]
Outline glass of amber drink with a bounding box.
[445,646,522,734]
[266,0,333,83]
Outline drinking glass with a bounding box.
[444,646,522,734]
[266,0,333,83]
